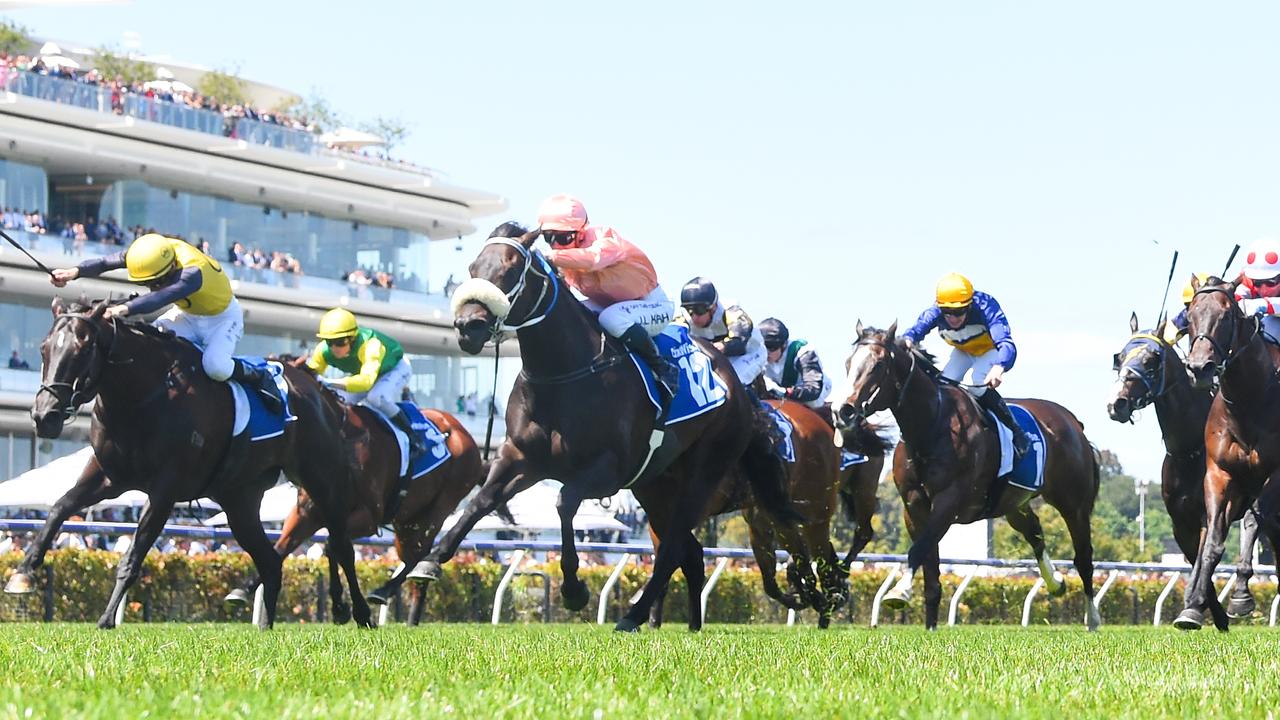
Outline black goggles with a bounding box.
[329,337,353,347]
[543,231,577,247]
[941,306,969,317]
[684,304,713,316]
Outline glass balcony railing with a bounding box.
[3,69,434,177]
[2,229,450,309]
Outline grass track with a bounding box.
[0,624,1276,719]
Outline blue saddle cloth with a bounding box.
[840,450,869,470]
[634,325,729,426]
[762,403,796,463]
[236,357,295,442]
[1006,404,1047,492]
[397,402,452,479]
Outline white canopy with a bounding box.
[154,66,175,80]
[38,41,62,56]
[318,127,386,148]
[0,447,148,509]
[41,55,80,70]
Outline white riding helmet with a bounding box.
[1243,237,1280,280]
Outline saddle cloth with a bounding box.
[229,357,296,442]
[990,403,1047,492]
[634,325,730,425]
[370,402,452,479]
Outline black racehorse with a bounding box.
[4,299,371,629]
[417,222,802,632]
[1107,311,1262,628]
[834,323,1101,630]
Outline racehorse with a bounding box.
[224,399,481,625]
[419,222,803,632]
[4,299,372,629]
[1175,276,1280,630]
[833,323,1102,630]
[647,399,893,629]
[1106,312,1261,627]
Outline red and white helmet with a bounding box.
[537,194,589,232]
[1243,237,1280,280]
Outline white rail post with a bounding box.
[780,563,797,627]
[947,566,978,627]
[1270,575,1280,628]
[699,557,731,621]
[251,584,265,627]
[1216,572,1237,604]
[378,563,403,627]
[1153,571,1182,627]
[490,549,527,626]
[1093,570,1121,616]
[869,563,900,628]
[1021,576,1045,627]
[596,553,633,625]
[114,592,127,627]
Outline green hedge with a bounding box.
[1,549,1275,626]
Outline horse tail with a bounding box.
[742,406,807,527]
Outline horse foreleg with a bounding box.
[744,507,803,610]
[222,490,285,630]
[6,460,115,595]
[557,485,591,612]
[1176,464,1236,632]
[839,463,880,570]
[326,543,351,625]
[226,504,321,609]
[98,494,175,629]
[1229,506,1261,617]
[921,541,942,630]
[680,534,706,632]
[368,525,438,609]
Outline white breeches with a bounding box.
[336,358,413,417]
[942,347,1001,397]
[153,298,243,381]
[730,328,768,386]
[586,285,674,338]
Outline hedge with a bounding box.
[1,549,1275,626]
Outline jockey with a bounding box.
[537,194,680,398]
[306,308,424,459]
[1233,238,1280,340]
[1163,272,1209,345]
[901,272,1031,459]
[675,277,767,388]
[49,233,281,413]
[758,317,832,408]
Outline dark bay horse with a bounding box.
[1175,277,1280,630]
[419,222,802,632]
[1106,312,1261,628]
[4,300,371,629]
[648,399,893,629]
[225,402,481,624]
[833,323,1101,630]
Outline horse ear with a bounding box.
[51,297,67,317]
[886,320,898,343]
[855,319,864,337]
[519,229,540,249]
[1155,318,1168,340]
[1190,273,1203,292]
[1129,311,1139,334]
[89,302,108,320]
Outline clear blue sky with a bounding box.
[12,1,1280,485]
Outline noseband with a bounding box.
[848,339,918,419]
[1189,285,1258,373]
[484,237,559,334]
[1113,333,1174,411]
[37,313,128,421]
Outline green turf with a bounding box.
[0,623,1274,719]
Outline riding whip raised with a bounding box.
[1154,250,1178,327]
[0,228,56,277]
[1221,244,1241,278]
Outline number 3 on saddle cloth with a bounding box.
[371,402,452,480]
[228,357,296,441]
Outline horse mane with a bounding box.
[856,325,938,367]
[484,221,606,338]
[489,221,528,239]
[274,353,349,410]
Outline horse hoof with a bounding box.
[614,618,643,633]
[818,614,832,630]
[1172,609,1204,631]
[96,616,116,630]
[561,581,591,612]
[1049,573,1068,598]
[882,589,911,610]
[4,573,34,595]
[224,588,251,607]
[1227,596,1257,618]
[366,586,394,606]
[332,602,352,626]
[412,560,442,582]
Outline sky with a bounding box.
[10,1,1280,486]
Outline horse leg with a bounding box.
[1005,504,1066,596]
[326,543,351,625]
[326,514,374,629]
[679,533,706,632]
[921,541,943,630]
[884,485,952,611]
[744,507,804,610]
[1175,465,1236,631]
[646,530,666,628]
[97,494,175,629]
[5,462,117,594]
[1055,502,1100,631]
[220,491,286,630]
[1228,507,1261,617]
[813,536,846,629]
[1167,501,1230,630]
[226,507,320,609]
[557,484,591,612]
[840,464,879,571]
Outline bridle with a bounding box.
[1188,285,1258,373]
[1112,333,1174,413]
[485,237,559,334]
[36,312,129,421]
[845,339,918,421]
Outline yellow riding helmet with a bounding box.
[1181,272,1210,306]
[125,234,178,283]
[317,308,359,339]
[935,272,975,308]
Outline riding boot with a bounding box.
[232,358,283,415]
[978,388,1031,460]
[620,325,680,406]
[390,409,426,461]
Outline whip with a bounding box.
[0,228,56,277]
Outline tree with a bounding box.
[197,68,248,106]
[359,116,412,155]
[278,90,345,133]
[91,46,149,85]
[0,18,32,56]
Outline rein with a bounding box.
[1189,286,1259,372]
[37,312,133,422]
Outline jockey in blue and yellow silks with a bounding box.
[1163,273,1209,345]
[50,233,281,412]
[901,272,1031,458]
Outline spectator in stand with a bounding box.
[248,247,268,269]
[269,250,289,273]
[374,271,394,289]
[228,241,247,266]
[286,254,303,274]
[8,351,31,370]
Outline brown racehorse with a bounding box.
[423,222,803,632]
[647,398,894,629]
[1175,277,1280,630]
[833,323,1101,630]
[225,401,482,625]
[1106,312,1262,629]
[5,300,372,629]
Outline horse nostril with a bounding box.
[836,404,855,422]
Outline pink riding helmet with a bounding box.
[537,194,589,232]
